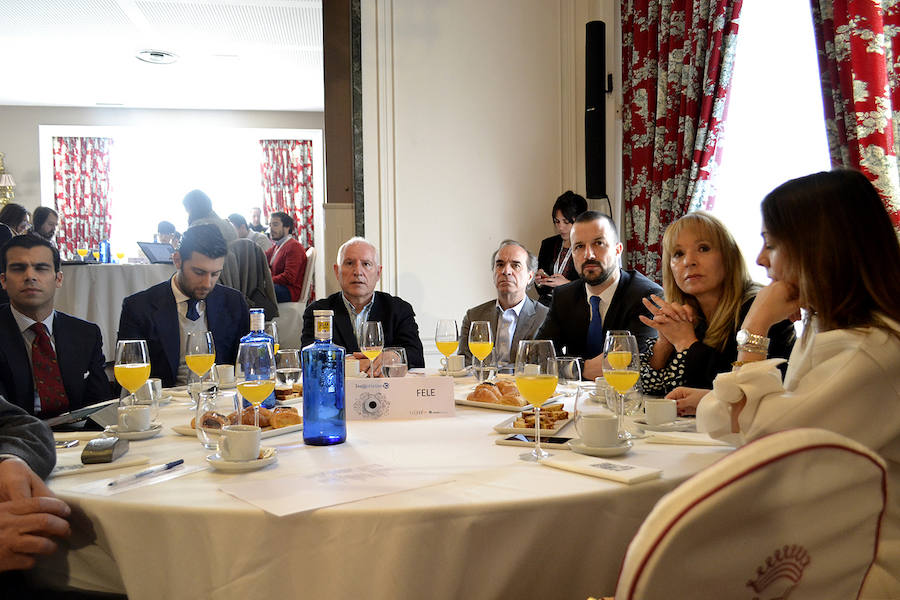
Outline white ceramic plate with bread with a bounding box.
[172,423,302,438]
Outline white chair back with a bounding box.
[614,428,887,600]
[299,246,316,305]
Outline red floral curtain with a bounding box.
[52,137,113,259]
[259,140,314,248]
[811,0,900,227]
[621,0,743,281]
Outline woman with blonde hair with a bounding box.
[694,169,900,597]
[638,211,794,411]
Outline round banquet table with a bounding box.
[37,381,731,600]
[56,263,176,360]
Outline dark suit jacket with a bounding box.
[0,305,110,417]
[458,296,549,365]
[535,235,579,305]
[0,394,56,478]
[118,280,250,388]
[536,269,663,360]
[301,291,425,368]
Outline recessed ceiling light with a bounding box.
[136,49,178,65]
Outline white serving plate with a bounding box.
[171,423,302,438]
[493,411,573,435]
[207,447,277,472]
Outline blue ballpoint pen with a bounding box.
[107,459,184,487]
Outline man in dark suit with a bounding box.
[301,237,424,372]
[537,211,662,380]
[459,240,548,368]
[118,224,250,388]
[0,394,71,578]
[0,235,110,417]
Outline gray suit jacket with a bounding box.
[0,395,56,479]
[458,296,549,366]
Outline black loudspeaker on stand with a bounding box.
[585,20,613,201]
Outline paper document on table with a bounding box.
[219,463,452,516]
[541,455,661,484]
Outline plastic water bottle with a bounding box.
[239,309,277,409]
[301,309,346,445]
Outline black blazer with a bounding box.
[118,280,250,388]
[0,305,111,416]
[536,269,663,359]
[535,235,579,305]
[301,291,425,368]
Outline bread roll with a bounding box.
[270,407,302,428]
[467,383,502,404]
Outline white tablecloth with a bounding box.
[56,264,175,360]
[39,383,730,600]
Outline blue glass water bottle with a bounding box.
[302,309,346,445]
[240,308,277,409]
[99,240,111,263]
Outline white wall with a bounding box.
[362,0,621,365]
[0,105,324,210]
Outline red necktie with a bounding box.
[30,323,69,417]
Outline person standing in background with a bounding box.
[249,207,266,233]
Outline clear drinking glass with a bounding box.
[195,390,221,450]
[468,321,493,382]
[275,349,301,387]
[236,341,276,428]
[114,340,150,403]
[435,319,459,374]
[602,330,640,441]
[514,340,558,462]
[359,321,384,364]
[265,321,279,354]
[186,331,216,409]
[382,347,408,377]
[556,357,582,388]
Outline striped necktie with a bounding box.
[30,323,69,417]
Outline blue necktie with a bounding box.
[186,298,200,321]
[586,296,603,358]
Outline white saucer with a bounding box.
[207,447,277,472]
[103,423,163,441]
[568,438,632,457]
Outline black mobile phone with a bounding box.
[496,434,573,448]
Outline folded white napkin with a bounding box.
[541,455,661,484]
[645,431,733,446]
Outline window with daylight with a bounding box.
[709,1,831,282]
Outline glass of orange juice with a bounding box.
[186,331,216,407]
[602,330,640,441]
[514,340,558,461]
[115,340,151,403]
[358,321,384,374]
[76,248,88,262]
[468,321,493,382]
[435,319,459,375]
[235,341,275,428]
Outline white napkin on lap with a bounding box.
[541,455,662,484]
[645,431,733,446]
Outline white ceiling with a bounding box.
[0,0,323,111]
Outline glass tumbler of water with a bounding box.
[276,350,302,387]
[195,390,220,450]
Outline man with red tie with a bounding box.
[265,211,307,303]
[0,236,110,417]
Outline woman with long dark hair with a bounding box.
[535,191,587,306]
[0,203,30,246]
[693,169,900,597]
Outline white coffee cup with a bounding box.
[217,425,261,461]
[117,405,152,432]
[645,398,677,426]
[215,364,235,386]
[577,412,618,447]
[441,354,465,373]
[345,357,361,378]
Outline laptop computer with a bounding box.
[137,241,175,264]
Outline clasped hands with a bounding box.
[638,294,699,352]
[0,458,71,572]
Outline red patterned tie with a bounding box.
[30,323,69,417]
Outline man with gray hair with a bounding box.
[300,237,424,371]
[458,240,548,369]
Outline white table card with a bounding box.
[346,375,455,420]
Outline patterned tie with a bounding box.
[586,295,604,359]
[495,308,515,365]
[30,323,69,417]
[186,298,200,321]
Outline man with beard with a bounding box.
[536,211,661,380]
[264,212,307,303]
[118,224,249,387]
[31,207,58,247]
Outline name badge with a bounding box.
[345,376,455,420]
